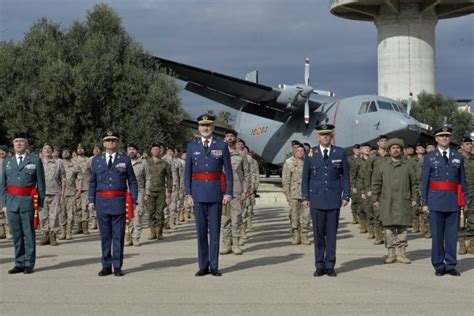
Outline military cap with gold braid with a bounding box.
[315,123,335,134]
[197,114,215,125]
[101,130,119,141]
[433,125,452,136]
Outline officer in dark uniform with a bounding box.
[302,124,350,277]
[1,132,45,274]
[89,130,138,277]
[420,126,468,276]
[184,114,233,277]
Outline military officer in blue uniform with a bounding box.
[302,124,351,277]
[420,126,468,277]
[1,132,45,274]
[184,114,233,277]
[89,130,138,277]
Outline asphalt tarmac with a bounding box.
[1,202,473,315]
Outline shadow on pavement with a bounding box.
[221,253,304,274]
[126,257,196,274]
[35,254,136,272]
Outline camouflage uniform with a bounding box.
[61,159,82,239]
[73,155,92,233]
[282,156,296,231]
[146,157,172,239]
[40,158,66,245]
[356,156,369,233]
[282,157,311,245]
[162,155,178,230]
[244,155,259,231]
[0,157,5,238]
[126,157,151,245]
[181,157,193,220]
[220,147,250,254]
[459,153,474,254]
[402,155,424,234]
[176,157,186,222]
[348,155,361,224]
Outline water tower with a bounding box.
[330,1,474,100]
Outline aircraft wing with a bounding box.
[152,56,323,118]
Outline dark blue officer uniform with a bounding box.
[89,131,138,271]
[420,126,468,273]
[184,115,233,272]
[301,124,350,272]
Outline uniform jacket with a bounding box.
[185,137,233,203]
[89,153,138,215]
[0,153,46,213]
[229,147,250,197]
[420,149,468,212]
[282,157,304,200]
[301,146,351,210]
[372,159,418,226]
[63,159,82,196]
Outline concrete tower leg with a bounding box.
[375,3,438,100]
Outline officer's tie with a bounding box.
[443,151,448,164]
[204,139,209,153]
[323,149,329,162]
[18,156,23,166]
[108,155,113,170]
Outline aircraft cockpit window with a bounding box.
[358,101,370,114]
[396,104,407,113]
[391,103,400,112]
[377,101,393,110]
[367,101,377,113]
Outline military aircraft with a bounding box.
[154,56,422,166]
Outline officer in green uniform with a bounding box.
[357,143,371,233]
[348,144,361,225]
[1,132,45,274]
[458,136,474,255]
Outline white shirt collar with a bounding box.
[319,145,331,155]
[438,147,450,157]
[106,152,117,161]
[201,137,213,145]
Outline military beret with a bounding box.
[237,138,246,145]
[461,136,472,144]
[224,130,237,136]
[360,143,371,148]
[378,135,388,140]
[405,144,414,149]
[127,143,139,150]
[315,124,335,134]
[296,144,305,149]
[43,142,54,149]
[426,140,436,146]
[303,142,311,147]
[197,114,215,125]
[386,138,405,150]
[291,140,301,146]
[167,145,176,150]
[93,144,101,149]
[62,148,72,153]
[353,144,360,149]
[12,132,30,140]
[150,143,162,149]
[101,130,119,141]
[434,126,452,136]
[415,142,425,148]
[77,143,85,149]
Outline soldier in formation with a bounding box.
[458,136,474,255]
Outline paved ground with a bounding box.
[1,201,473,315]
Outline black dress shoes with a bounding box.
[98,267,112,276]
[445,269,461,276]
[195,269,210,277]
[23,267,34,274]
[114,269,124,277]
[435,269,445,276]
[210,269,222,276]
[313,269,325,277]
[8,266,24,274]
[326,269,337,277]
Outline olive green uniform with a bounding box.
[348,155,361,223]
[146,158,172,235]
[459,153,474,254]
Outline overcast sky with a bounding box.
[1,0,473,118]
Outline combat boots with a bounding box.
[374,227,384,245]
[220,240,232,255]
[240,226,249,241]
[467,237,474,254]
[132,238,140,246]
[58,225,67,240]
[74,223,83,235]
[178,212,185,223]
[183,211,189,223]
[39,231,50,246]
[384,248,397,264]
[175,217,181,226]
[424,227,432,239]
[396,247,411,264]
[351,213,358,224]
[412,219,420,233]
[458,237,467,255]
[5,224,13,239]
[232,238,243,255]
[50,231,58,246]
[246,217,254,232]
[124,230,132,246]
[0,225,6,239]
[300,230,311,245]
[157,226,164,240]
[359,219,367,233]
[66,226,73,240]
[148,227,157,240]
[169,219,177,232]
[90,218,98,230]
[367,225,375,239]
[82,221,90,235]
[291,229,301,245]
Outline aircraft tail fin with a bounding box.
[245,70,259,83]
